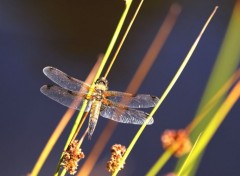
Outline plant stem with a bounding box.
[59,168,67,176]
[146,147,176,176]
[104,0,144,78]
[54,1,134,175]
[177,133,202,176]
[112,6,218,176]
[177,81,240,176]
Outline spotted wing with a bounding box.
[105,91,159,108]
[40,84,89,110]
[100,103,154,125]
[43,66,90,92]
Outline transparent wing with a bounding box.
[100,104,154,125]
[105,91,159,108]
[43,66,90,92]
[40,84,88,110]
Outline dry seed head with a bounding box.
[61,140,85,175]
[161,129,192,157]
[106,144,126,174]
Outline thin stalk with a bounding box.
[78,127,89,147]
[78,3,181,176]
[104,0,144,79]
[175,2,240,174]
[59,169,67,176]
[31,57,101,176]
[54,1,134,175]
[186,69,240,133]
[146,133,202,176]
[112,6,218,176]
[59,128,88,176]
[146,69,239,175]
[92,0,133,82]
[177,133,202,176]
[146,144,179,176]
[70,112,89,143]
[127,3,181,90]
[177,81,240,176]
[77,122,116,176]
[30,109,75,176]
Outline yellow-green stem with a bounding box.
[147,71,239,176]
[112,6,218,176]
[175,2,240,174]
[177,133,202,176]
[54,1,133,175]
[146,148,175,176]
[104,0,144,78]
[59,169,67,176]
[176,81,240,176]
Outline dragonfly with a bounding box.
[40,66,159,137]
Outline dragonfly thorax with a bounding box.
[93,90,103,101]
[93,77,108,101]
[95,77,108,91]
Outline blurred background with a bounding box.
[0,0,239,175]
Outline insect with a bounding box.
[40,66,159,137]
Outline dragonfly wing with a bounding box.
[40,84,88,110]
[100,104,154,125]
[43,66,90,92]
[105,91,159,108]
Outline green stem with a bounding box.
[112,6,217,176]
[59,168,67,176]
[177,133,202,176]
[146,149,174,176]
[54,1,134,175]
[175,3,240,175]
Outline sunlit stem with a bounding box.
[178,81,240,174]
[104,0,144,79]
[54,1,134,176]
[177,133,202,176]
[112,6,218,176]
[77,3,181,176]
[54,101,89,176]
[146,133,201,176]
[58,128,89,176]
[71,112,89,143]
[78,127,89,148]
[146,143,180,176]
[175,2,240,174]
[59,168,67,176]
[186,69,240,133]
[146,70,240,175]
[30,109,75,176]
[32,58,101,176]
[97,0,133,81]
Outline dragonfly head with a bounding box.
[95,77,108,91]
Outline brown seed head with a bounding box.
[161,129,192,157]
[61,140,85,175]
[106,144,126,174]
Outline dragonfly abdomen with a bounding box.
[88,100,101,137]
